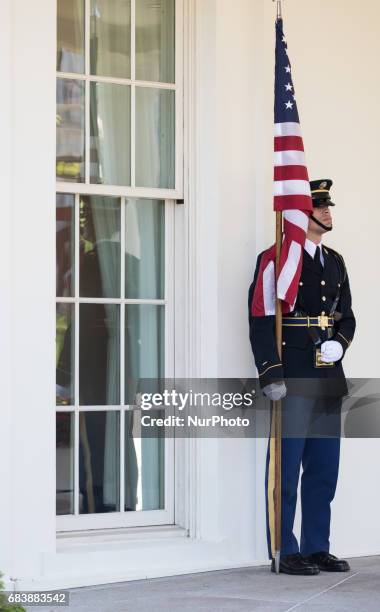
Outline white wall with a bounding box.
[214,0,380,560]
[0,0,13,577]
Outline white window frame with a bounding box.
[56,0,184,200]
[56,0,184,533]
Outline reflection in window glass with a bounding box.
[80,304,120,406]
[90,82,131,185]
[125,199,165,299]
[56,303,75,406]
[135,88,175,188]
[56,79,85,182]
[125,305,164,403]
[136,0,175,83]
[57,0,85,73]
[90,0,131,78]
[56,412,75,515]
[125,413,164,511]
[79,411,120,513]
[79,196,121,298]
[56,193,75,297]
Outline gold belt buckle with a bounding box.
[318,315,329,328]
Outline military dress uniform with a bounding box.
[248,180,356,574]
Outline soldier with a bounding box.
[248,179,356,575]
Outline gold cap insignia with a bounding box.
[319,181,327,189]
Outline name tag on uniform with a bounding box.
[314,347,335,368]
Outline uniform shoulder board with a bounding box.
[324,246,347,284]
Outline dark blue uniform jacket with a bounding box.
[248,246,356,396]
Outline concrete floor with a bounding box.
[26,556,380,612]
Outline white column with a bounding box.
[0,0,56,582]
[0,0,13,576]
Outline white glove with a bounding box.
[263,382,287,401]
[320,340,343,363]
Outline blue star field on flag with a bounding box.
[274,18,299,124]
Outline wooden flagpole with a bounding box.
[273,211,283,574]
[272,0,284,577]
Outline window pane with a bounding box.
[56,303,75,406]
[90,82,131,185]
[90,0,131,78]
[125,305,164,403]
[56,412,74,515]
[80,304,120,405]
[57,78,85,182]
[56,193,75,297]
[79,411,120,513]
[136,0,175,83]
[57,0,85,74]
[125,199,164,299]
[135,87,175,188]
[80,196,121,298]
[125,413,164,511]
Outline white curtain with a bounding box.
[125,199,165,510]
[91,82,131,186]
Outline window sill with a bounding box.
[57,524,188,552]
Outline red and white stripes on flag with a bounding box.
[274,121,312,309]
[274,122,311,210]
[251,122,312,317]
[251,245,277,317]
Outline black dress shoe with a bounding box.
[305,551,350,572]
[271,553,320,575]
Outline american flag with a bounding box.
[252,18,313,316]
